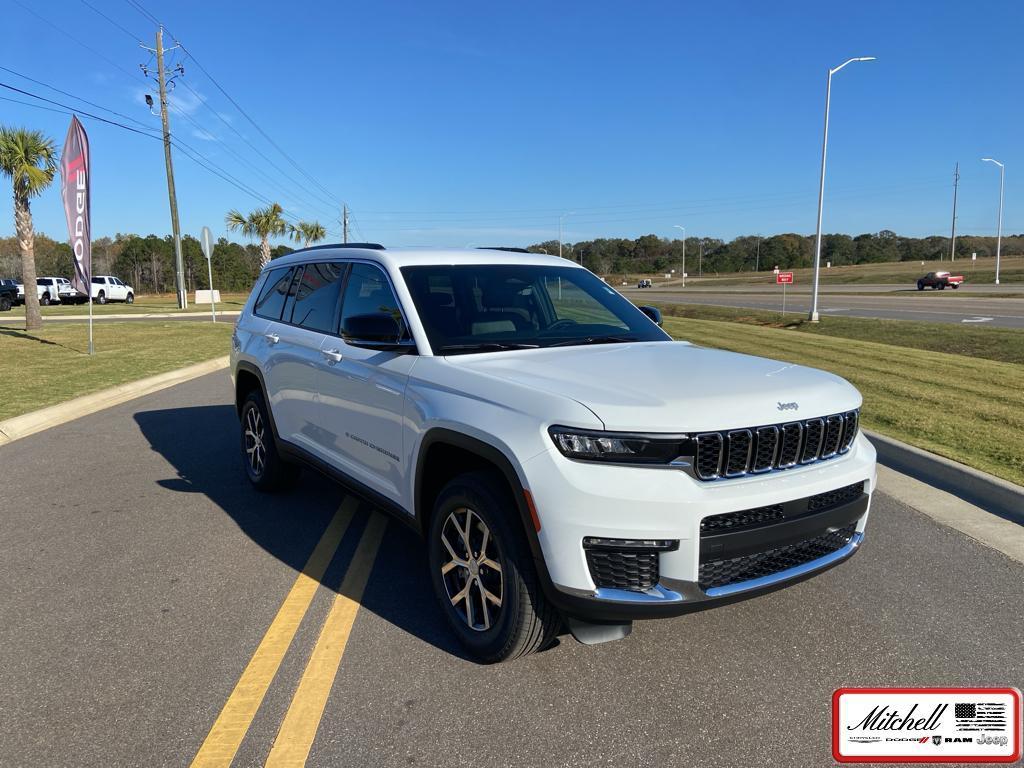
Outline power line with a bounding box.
[78,0,145,43]
[0,82,160,138]
[0,65,153,130]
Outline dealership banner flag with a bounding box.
[59,115,94,353]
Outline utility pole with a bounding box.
[342,204,349,243]
[142,28,186,308]
[949,162,959,262]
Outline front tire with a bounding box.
[126,292,134,304]
[428,472,558,663]
[917,281,924,291]
[0,296,11,312]
[239,389,299,492]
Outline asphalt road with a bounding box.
[1,371,1021,767]
[625,289,1024,328]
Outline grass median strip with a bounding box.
[265,513,388,767]
[189,498,356,768]
[0,321,233,421]
[662,316,1024,486]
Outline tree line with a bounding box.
[529,230,1022,275]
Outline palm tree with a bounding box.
[289,220,327,248]
[0,127,58,331]
[225,202,288,269]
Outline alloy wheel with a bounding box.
[439,507,504,631]
[244,406,266,477]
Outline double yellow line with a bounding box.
[190,496,387,767]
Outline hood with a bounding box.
[449,341,861,432]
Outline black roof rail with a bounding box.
[476,246,532,254]
[291,242,385,253]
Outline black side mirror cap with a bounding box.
[639,305,663,326]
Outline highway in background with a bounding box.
[624,288,1024,328]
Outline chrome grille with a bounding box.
[692,409,860,481]
[725,430,752,476]
[695,433,724,479]
[753,426,779,471]
[801,418,825,463]
[778,422,802,467]
[840,410,859,453]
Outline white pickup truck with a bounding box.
[18,277,86,305]
[90,275,135,304]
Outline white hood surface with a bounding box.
[450,341,861,433]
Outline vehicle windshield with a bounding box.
[401,264,670,354]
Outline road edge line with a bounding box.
[0,355,230,446]
[865,429,1024,525]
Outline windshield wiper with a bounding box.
[547,335,639,347]
[437,342,541,353]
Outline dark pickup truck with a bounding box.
[917,271,964,290]
[0,280,16,311]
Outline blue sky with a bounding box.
[2,0,1020,248]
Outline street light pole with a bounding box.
[982,158,1005,285]
[558,211,574,259]
[809,56,875,322]
[673,225,685,286]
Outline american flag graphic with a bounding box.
[954,702,1007,731]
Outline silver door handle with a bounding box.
[322,348,343,364]
[264,333,280,345]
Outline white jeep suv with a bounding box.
[230,245,876,662]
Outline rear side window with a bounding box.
[340,263,408,337]
[92,277,104,284]
[254,266,295,320]
[290,261,346,332]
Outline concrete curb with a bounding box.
[0,356,230,447]
[865,429,1024,525]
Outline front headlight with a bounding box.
[548,426,692,465]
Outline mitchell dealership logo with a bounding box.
[776,401,799,412]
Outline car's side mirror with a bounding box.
[341,313,416,352]
[638,305,663,326]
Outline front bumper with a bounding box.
[523,432,877,621]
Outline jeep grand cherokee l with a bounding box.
[230,245,876,662]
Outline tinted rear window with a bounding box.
[254,267,295,320]
[291,262,346,332]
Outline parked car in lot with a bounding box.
[917,270,963,290]
[91,275,135,304]
[32,277,86,305]
[0,281,16,311]
[231,245,876,662]
[637,278,652,288]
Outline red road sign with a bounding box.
[776,272,794,284]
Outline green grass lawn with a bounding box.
[0,321,233,421]
[661,316,1024,486]
[5,292,250,317]
[655,303,1024,366]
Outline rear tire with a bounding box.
[917,281,924,291]
[952,283,959,289]
[41,294,51,306]
[239,388,299,492]
[97,291,107,305]
[428,471,559,663]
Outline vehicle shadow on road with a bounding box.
[133,403,472,660]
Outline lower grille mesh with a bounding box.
[586,549,660,592]
[808,481,865,513]
[700,504,784,534]
[698,524,857,590]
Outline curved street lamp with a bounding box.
[809,56,876,322]
[981,158,1005,285]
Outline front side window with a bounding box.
[401,264,668,354]
[253,266,295,320]
[290,261,345,332]
[339,263,408,337]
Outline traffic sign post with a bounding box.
[777,271,794,315]
[200,226,216,323]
